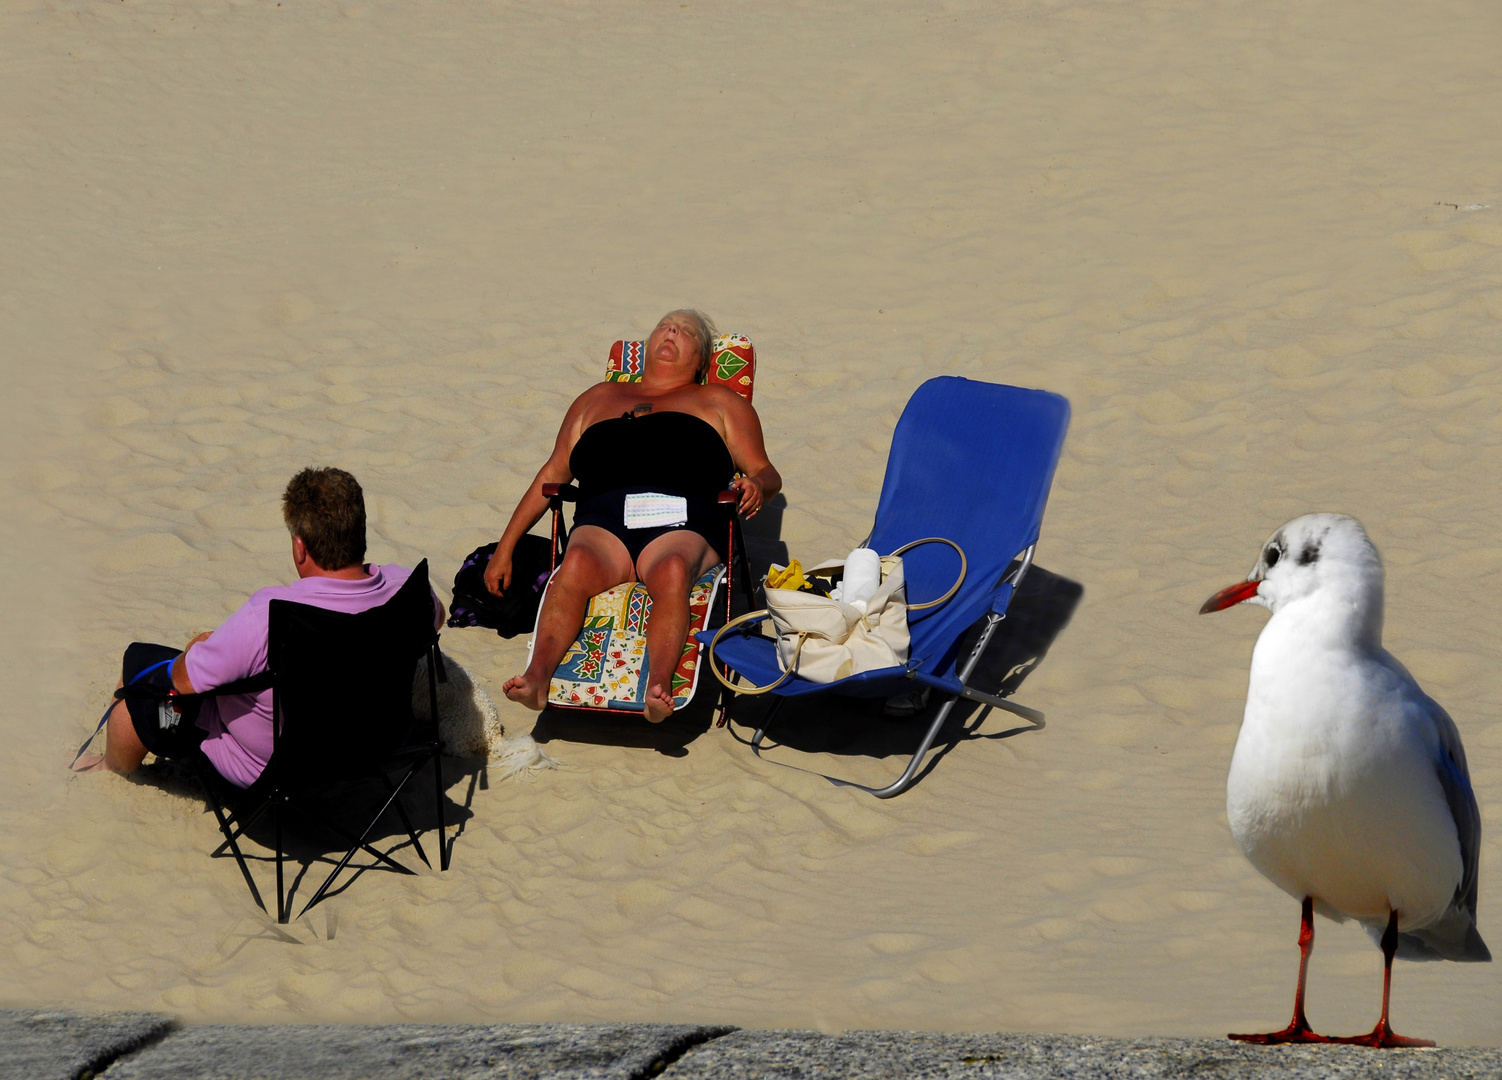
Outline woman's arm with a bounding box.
[720,393,781,519]
[483,391,593,595]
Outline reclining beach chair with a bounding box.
[160,563,449,923]
[702,376,1070,798]
[528,335,758,715]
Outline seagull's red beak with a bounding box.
[1199,579,1261,614]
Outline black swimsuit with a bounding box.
[569,411,736,564]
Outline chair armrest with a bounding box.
[541,483,578,501]
[717,489,738,505]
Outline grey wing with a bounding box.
[1430,698,1482,917]
[1399,695,1490,962]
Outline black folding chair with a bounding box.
[186,561,449,923]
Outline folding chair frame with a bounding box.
[706,376,1069,799]
[746,545,1044,799]
[193,637,449,924]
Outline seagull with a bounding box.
[1201,513,1489,1047]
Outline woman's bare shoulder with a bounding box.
[703,383,757,414]
[567,380,627,418]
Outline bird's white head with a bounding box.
[1200,513,1385,646]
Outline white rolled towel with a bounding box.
[842,547,883,610]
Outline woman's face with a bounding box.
[647,313,703,372]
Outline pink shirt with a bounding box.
[184,565,441,789]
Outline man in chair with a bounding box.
[82,467,443,787]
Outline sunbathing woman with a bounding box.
[485,310,781,723]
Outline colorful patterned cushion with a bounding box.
[606,335,756,403]
[538,565,724,712]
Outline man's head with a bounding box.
[282,467,366,571]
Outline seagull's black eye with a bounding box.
[1264,545,1281,567]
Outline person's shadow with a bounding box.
[725,563,1084,788]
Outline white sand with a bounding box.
[3,0,1501,1045]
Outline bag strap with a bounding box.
[71,665,277,772]
[708,538,964,702]
[888,536,966,611]
[112,669,275,702]
[706,611,806,696]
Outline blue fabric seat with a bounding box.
[700,376,1070,797]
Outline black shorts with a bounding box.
[573,489,725,565]
[122,642,206,759]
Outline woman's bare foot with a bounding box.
[503,673,550,711]
[643,682,675,724]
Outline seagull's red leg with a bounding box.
[1331,910,1436,1048]
[1230,897,1332,1043]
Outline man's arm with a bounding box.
[171,632,212,694]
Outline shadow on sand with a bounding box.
[724,564,1082,787]
[531,562,1083,793]
[130,752,487,921]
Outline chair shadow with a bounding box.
[131,752,486,915]
[727,564,1084,784]
[741,492,790,586]
[530,682,720,757]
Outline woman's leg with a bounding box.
[635,530,719,723]
[504,525,633,710]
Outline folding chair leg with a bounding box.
[857,611,1045,798]
[296,769,424,920]
[274,797,287,924]
[432,749,449,872]
[195,761,267,915]
[841,693,964,799]
[959,686,1045,726]
[749,697,784,753]
[750,612,1045,799]
[426,645,449,872]
[383,774,430,869]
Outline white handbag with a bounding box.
[709,537,965,693]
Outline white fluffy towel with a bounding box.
[411,652,559,777]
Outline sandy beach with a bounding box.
[3,0,1500,1047]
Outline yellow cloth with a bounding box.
[765,560,809,592]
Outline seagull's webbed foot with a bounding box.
[1328,910,1436,1048]
[1229,1021,1332,1045]
[1230,898,1332,1045]
[1330,1021,1435,1049]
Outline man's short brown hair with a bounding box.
[282,467,366,570]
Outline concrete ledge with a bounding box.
[0,1009,175,1080]
[662,1029,1502,1080]
[100,1022,733,1080]
[9,1012,1501,1080]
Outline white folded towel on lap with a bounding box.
[624,492,689,530]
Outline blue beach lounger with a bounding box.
[702,376,1071,798]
